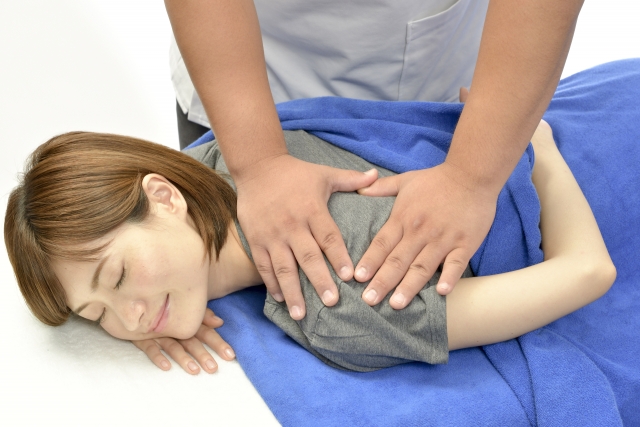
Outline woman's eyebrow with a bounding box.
[72,256,109,315]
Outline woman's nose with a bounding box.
[118,299,146,332]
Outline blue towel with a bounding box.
[201,59,640,426]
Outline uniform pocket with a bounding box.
[398,0,488,102]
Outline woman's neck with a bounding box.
[207,222,263,300]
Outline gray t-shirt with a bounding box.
[185,130,473,372]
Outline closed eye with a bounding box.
[94,265,126,326]
[115,266,126,290]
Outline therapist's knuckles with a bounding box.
[272,263,300,282]
[405,261,435,284]
[357,232,399,279]
[296,246,326,268]
[254,256,280,278]
[382,253,409,274]
[315,229,346,257]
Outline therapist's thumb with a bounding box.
[330,168,378,193]
[357,174,401,197]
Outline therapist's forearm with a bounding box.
[446,0,584,194]
[164,0,286,181]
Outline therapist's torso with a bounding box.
[171,0,490,127]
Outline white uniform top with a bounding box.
[171,0,490,127]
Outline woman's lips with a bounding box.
[150,294,170,333]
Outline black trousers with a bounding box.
[176,101,210,150]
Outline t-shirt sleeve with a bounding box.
[308,276,449,371]
[263,266,469,372]
[182,141,227,174]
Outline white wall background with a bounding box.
[0,1,638,426]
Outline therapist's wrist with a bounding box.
[211,103,289,183]
[446,97,537,197]
[439,159,502,202]
[230,151,290,189]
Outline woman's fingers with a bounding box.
[195,323,236,361]
[178,335,220,374]
[132,309,234,375]
[155,337,205,375]
[132,339,171,371]
[201,307,224,328]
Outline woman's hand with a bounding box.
[132,308,236,375]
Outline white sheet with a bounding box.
[1,1,638,425]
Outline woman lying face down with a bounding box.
[4,121,616,372]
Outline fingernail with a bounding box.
[322,290,335,305]
[161,361,170,370]
[206,360,216,370]
[355,267,367,281]
[290,305,303,319]
[188,362,199,372]
[273,293,284,302]
[339,266,351,280]
[213,315,223,322]
[365,168,376,176]
[225,348,235,359]
[392,293,406,307]
[439,283,450,293]
[364,289,377,304]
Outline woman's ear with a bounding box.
[141,173,188,217]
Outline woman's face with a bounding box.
[52,175,211,341]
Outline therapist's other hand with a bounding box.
[236,154,378,320]
[132,308,236,375]
[356,164,497,308]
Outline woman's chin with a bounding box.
[172,328,199,340]
[172,316,206,340]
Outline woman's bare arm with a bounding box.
[446,121,616,350]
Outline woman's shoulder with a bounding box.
[182,140,224,171]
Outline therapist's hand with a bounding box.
[236,154,378,320]
[132,308,236,375]
[356,164,497,308]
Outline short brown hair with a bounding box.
[4,132,236,326]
